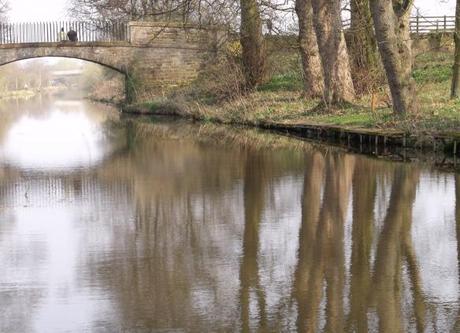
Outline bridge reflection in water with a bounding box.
[0,97,459,332]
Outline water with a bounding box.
[0,96,459,333]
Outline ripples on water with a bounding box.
[0,96,459,332]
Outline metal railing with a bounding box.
[0,21,129,44]
[342,15,456,34]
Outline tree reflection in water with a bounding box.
[0,103,458,332]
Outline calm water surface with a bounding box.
[0,97,459,333]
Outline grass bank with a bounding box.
[125,48,460,155]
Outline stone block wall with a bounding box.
[126,21,219,101]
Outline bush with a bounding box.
[175,47,247,103]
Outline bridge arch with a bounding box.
[0,22,221,102]
[0,44,129,74]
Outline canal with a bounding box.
[0,96,459,332]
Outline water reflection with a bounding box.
[0,97,123,170]
[0,98,459,332]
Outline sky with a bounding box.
[10,0,67,22]
[415,0,456,16]
[7,0,458,22]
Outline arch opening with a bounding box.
[0,57,126,103]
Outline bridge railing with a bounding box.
[343,15,456,34]
[0,21,129,44]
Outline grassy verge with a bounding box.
[127,49,460,140]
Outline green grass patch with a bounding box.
[413,50,453,84]
[144,101,163,112]
[304,107,394,128]
[413,63,452,83]
[258,73,302,92]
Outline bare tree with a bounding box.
[295,0,323,98]
[68,0,185,21]
[68,0,239,27]
[370,0,417,115]
[311,0,355,106]
[452,0,460,98]
[0,0,8,21]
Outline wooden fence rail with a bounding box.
[0,21,129,44]
[342,15,456,34]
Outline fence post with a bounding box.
[416,15,419,34]
[444,15,447,32]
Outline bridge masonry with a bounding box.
[0,21,223,103]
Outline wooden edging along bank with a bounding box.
[254,121,460,170]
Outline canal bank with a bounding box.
[122,100,460,170]
[122,47,460,168]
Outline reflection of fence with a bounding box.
[342,15,456,34]
[0,21,129,44]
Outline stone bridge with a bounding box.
[0,22,221,102]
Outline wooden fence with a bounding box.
[343,15,456,34]
[410,15,455,34]
[0,21,129,44]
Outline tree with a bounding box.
[349,0,380,94]
[0,1,8,21]
[295,0,323,98]
[68,0,239,27]
[69,0,267,89]
[370,0,417,115]
[240,0,266,89]
[452,0,460,98]
[68,0,185,21]
[311,0,355,106]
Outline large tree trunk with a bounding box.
[311,0,355,106]
[349,0,380,94]
[295,0,323,98]
[452,0,460,98]
[370,0,417,115]
[240,0,266,89]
